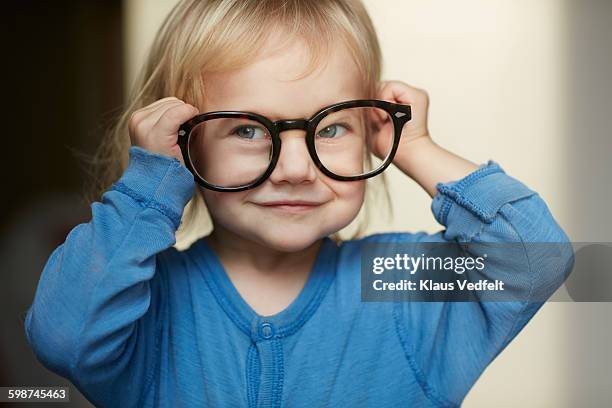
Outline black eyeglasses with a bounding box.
[177,99,411,192]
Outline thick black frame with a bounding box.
[177,99,412,192]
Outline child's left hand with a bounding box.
[370,80,479,197]
[368,80,433,160]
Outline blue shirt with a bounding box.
[25,146,573,407]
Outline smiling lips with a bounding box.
[257,200,324,212]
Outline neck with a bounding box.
[204,225,324,316]
[205,225,322,277]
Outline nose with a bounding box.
[268,129,317,185]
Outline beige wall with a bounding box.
[123,1,612,406]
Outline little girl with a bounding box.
[25,0,573,407]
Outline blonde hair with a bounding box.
[88,0,392,248]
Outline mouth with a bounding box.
[255,200,325,213]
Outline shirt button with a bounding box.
[259,322,275,339]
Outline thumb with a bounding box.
[377,80,428,107]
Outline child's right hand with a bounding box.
[128,96,199,165]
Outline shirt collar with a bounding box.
[193,236,338,341]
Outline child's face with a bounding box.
[199,34,366,252]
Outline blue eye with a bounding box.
[232,125,268,140]
[317,124,349,139]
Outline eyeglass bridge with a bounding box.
[274,119,309,132]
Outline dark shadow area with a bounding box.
[0,1,123,406]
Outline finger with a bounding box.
[130,99,184,133]
[138,96,181,114]
[131,97,182,121]
[366,108,392,150]
[151,103,199,137]
[142,100,189,130]
[130,100,186,140]
[142,99,198,134]
[378,80,426,105]
[368,107,387,130]
[377,106,390,125]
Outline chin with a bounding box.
[242,211,356,252]
[237,219,340,252]
[252,228,325,253]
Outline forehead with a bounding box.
[201,35,365,119]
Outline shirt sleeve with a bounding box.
[24,146,195,407]
[366,161,574,407]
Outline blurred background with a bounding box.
[1,0,610,406]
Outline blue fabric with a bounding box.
[25,146,573,407]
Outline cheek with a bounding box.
[200,188,247,218]
[329,180,365,213]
